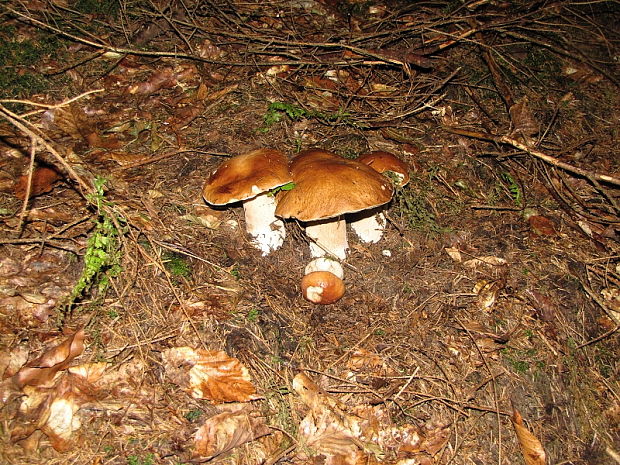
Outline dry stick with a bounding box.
[6,6,413,70]
[0,105,93,195]
[264,426,298,465]
[501,29,620,88]
[456,316,503,465]
[468,17,514,112]
[443,126,620,187]
[0,89,104,117]
[15,138,37,238]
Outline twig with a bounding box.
[15,138,36,238]
[457,316,503,465]
[264,426,298,465]
[576,325,619,349]
[443,126,620,187]
[0,104,93,195]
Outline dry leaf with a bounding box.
[14,167,62,199]
[509,97,539,137]
[528,215,557,236]
[525,290,557,322]
[128,68,176,95]
[444,246,462,262]
[11,366,103,451]
[193,409,270,459]
[463,256,506,268]
[41,105,90,140]
[162,347,258,402]
[473,279,505,311]
[346,349,386,372]
[294,373,361,460]
[13,329,86,389]
[511,408,547,465]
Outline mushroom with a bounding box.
[202,148,292,255]
[276,149,393,305]
[301,271,345,305]
[275,149,394,260]
[349,151,410,243]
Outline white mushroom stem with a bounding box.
[305,257,344,279]
[242,193,286,256]
[350,207,387,243]
[306,217,348,260]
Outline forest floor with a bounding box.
[0,1,619,464]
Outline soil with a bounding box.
[0,1,619,464]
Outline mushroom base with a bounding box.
[306,217,347,260]
[243,193,286,255]
[350,207,387,243]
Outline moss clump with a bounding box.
[0,25,67,102]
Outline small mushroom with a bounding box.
[276,149,393,260]
[301,271,345,305]
[350,151,410,243]
[202,148,292,255]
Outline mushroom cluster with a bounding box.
[202,148,409,305]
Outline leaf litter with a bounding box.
[0,1,619,464]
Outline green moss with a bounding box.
[162,252,191,278]
[260,101,354,132]
[73,0,120,16]
[246,307,260,322]
[61,177,125,317]
[394,183,449,235]
[184,409,204,422]
[0,25,67,101]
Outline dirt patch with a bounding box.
[1,1,619,464]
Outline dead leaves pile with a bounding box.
[1,332,547,463]
[292,373,450,465]
[0,331,265,459]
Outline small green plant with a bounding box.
[260,101,352,132]
[247,307,260,322]
[268,182,296,196]
[127,454,154,465]
[184,409,204,422]
[163,252,191,278]
[62,177,124,315]
[501,172,522,207]
[230,266,241,279]
[107,309,119,319]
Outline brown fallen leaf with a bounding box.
[528,215,557,236]
[473,279,505,311]
[511,408,547,465]
[11,366,104,451]
[14,167,62,199]
[127,68,176,95]
[162,347,258,402]
[13,329,86,389]
[509,97,539,138]
[463,256,506,268]
[193,409,271,460]
[293,373,451,464]
[346,349,386,372]
[525,289,558,322]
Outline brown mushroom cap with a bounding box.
[301,271,345,304]
[357,151,410,187]
[202,148,292,205]
[275,149,393,221]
